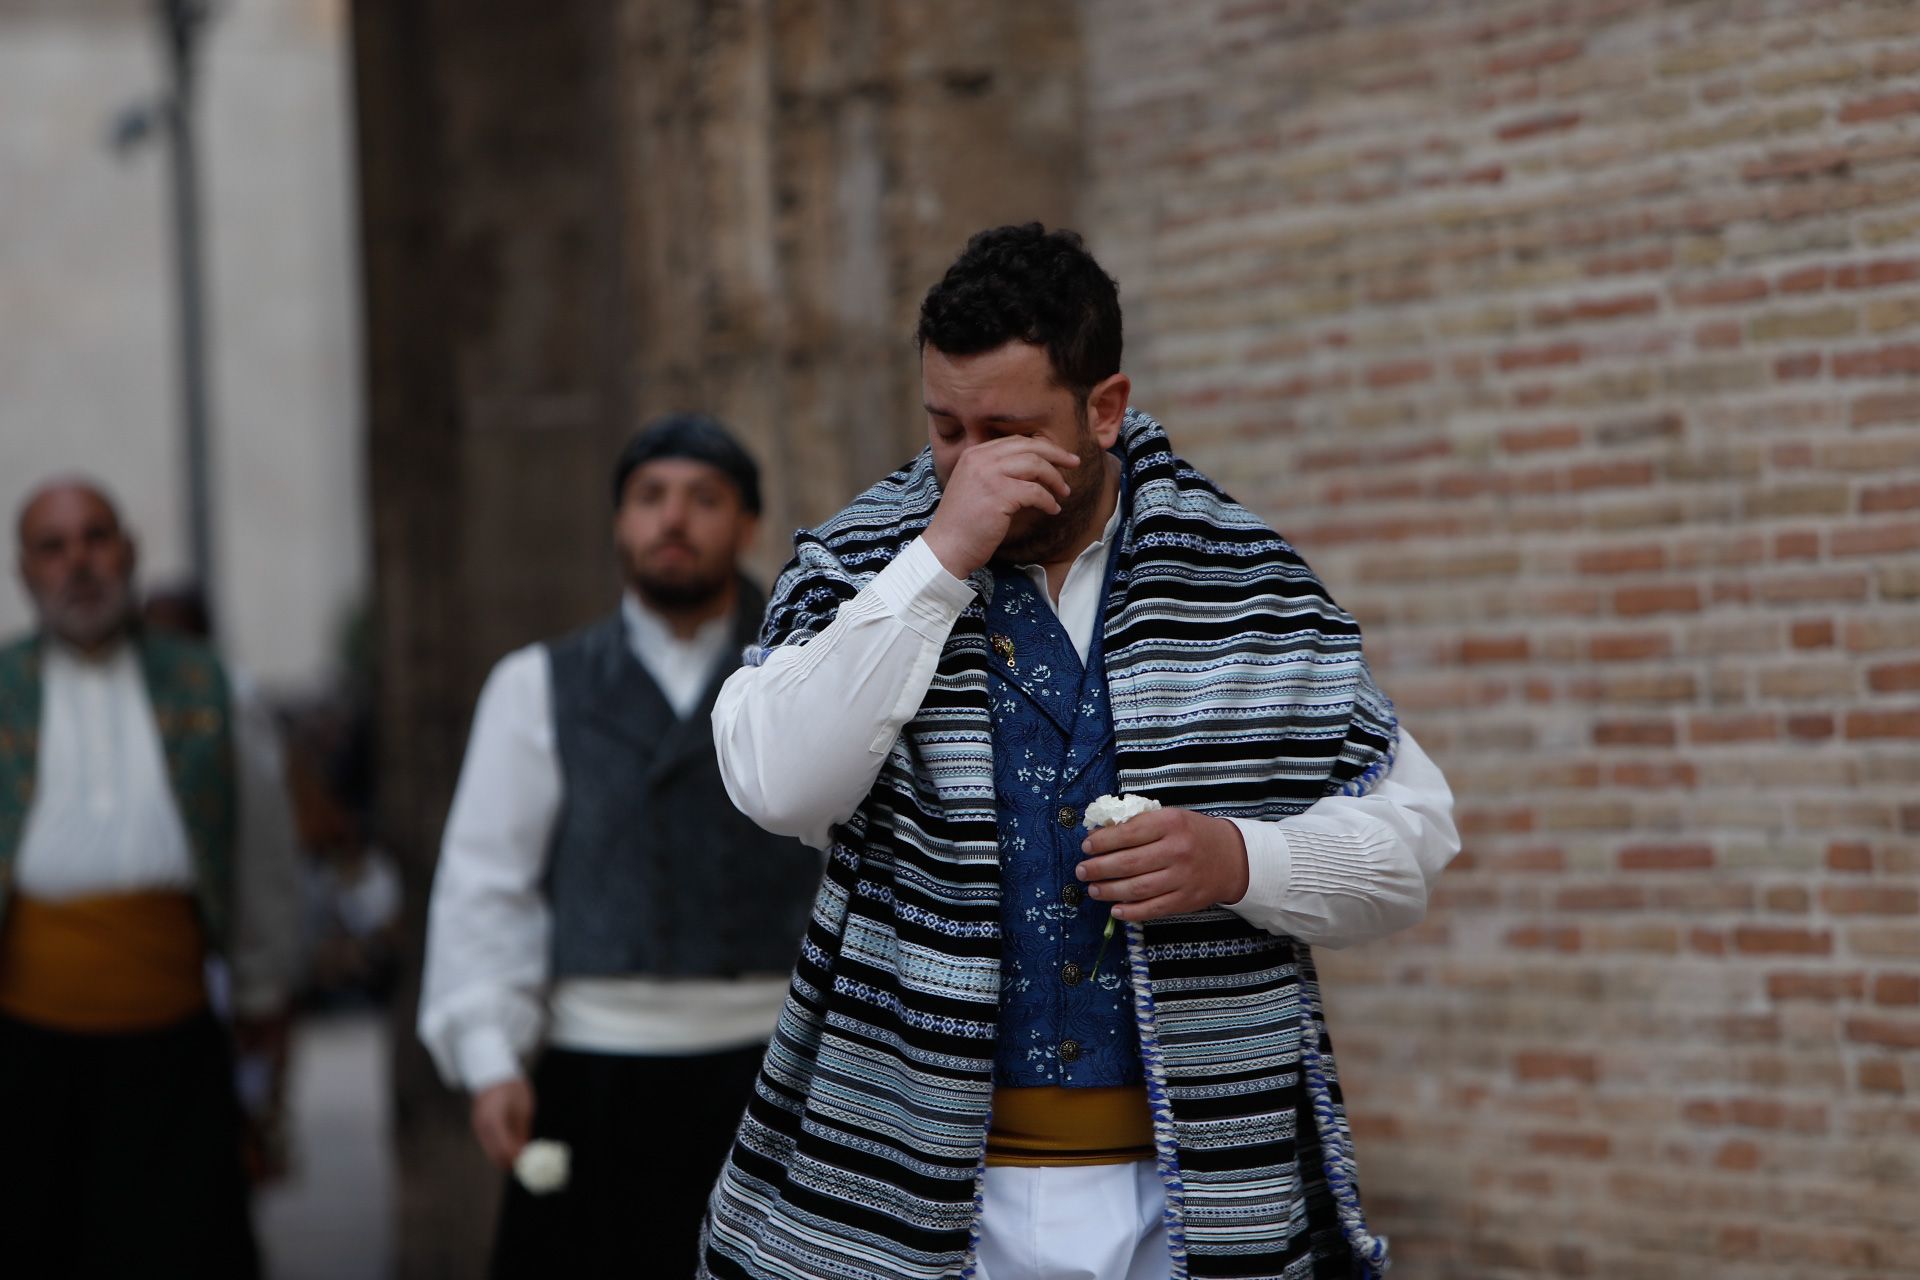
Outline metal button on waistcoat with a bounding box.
[1057,805,1078,828]
[1061,883,1083,907]
[1061,961,1084,986]
[1058,1039,1081,1063]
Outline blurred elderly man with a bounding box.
[0,479,302,1278]
[418,414,821,1277]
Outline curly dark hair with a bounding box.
[914,223,1123,397]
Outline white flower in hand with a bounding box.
[1084,794,1161,829]
[514,1139,571,1195]
[1082,794,1161,977]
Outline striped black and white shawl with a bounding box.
[702,409,1399,1280]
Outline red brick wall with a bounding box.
[1084,3,1920,1275]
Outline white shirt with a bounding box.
[14,640,305,1017]
[713,509,1460,951]
[417,593,792,1094]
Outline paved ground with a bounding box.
[255,1011,395,1280]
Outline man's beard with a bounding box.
[635,572,731,610]
[34,573,133,650]
[995,427,1112,566]
[631,545,734,611]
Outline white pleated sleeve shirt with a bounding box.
[713,513,1459,952]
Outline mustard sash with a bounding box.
[986,1085,1156,1168]
[0,891,207,1032]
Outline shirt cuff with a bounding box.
[867,537,978,638]
[1226,817,1291,913]
[454,1025,525,1093]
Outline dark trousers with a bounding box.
[0,1010,259,1280]
[491,1042,764,1280]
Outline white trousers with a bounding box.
[974,1160,1172,1280]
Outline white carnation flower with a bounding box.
[1083,794,1161,829]
[514,1139,571,1195]
[1080,793,1161,980]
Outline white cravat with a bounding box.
[15,642,196,897]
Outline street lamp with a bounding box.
[111,0,219,613]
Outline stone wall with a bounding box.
[1080,2,1920,1276]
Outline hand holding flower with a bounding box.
[1079,803,1250,923]
[1081,794,1164,978]
[471,1076,535,1171]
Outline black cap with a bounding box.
[611,412,762,515]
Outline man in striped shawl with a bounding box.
[705,224,1458,1280]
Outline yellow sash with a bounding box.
[0,891,208,1033]
[985,1085,1157,1168]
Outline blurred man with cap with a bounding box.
[0,478,302,1278]
[419,414,821,1276]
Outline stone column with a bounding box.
[352,2,633,1273]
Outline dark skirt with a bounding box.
[491,1042,765,1280]
[0,1009,259,1280]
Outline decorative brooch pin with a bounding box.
[990,634,1017,669]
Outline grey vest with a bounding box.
[543,587,819,978]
